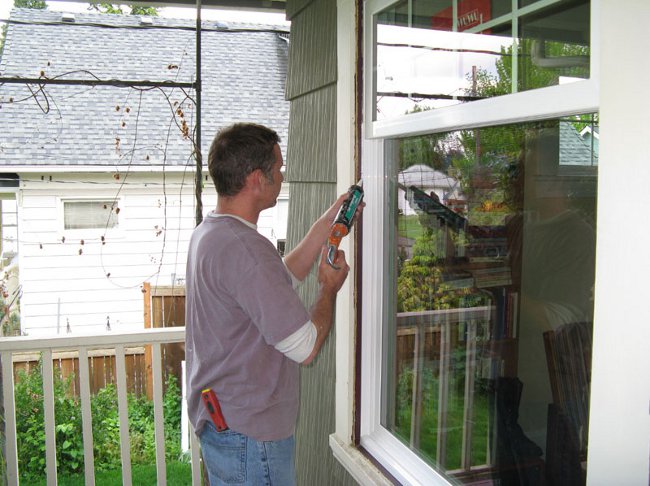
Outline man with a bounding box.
[185,123,358,485]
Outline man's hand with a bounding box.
[321,190,365,228]
[318,246,349,290]
[284,190,363,282]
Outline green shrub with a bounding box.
[13,362,183,482]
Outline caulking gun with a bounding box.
[326,181,364,269]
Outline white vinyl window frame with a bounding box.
[358,1,600,484]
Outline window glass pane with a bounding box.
[374,0,590,120]
[64,200,119,230]
[384,115,597,483]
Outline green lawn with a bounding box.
[23,461,195,486]
[394,368,491,471]
[398,214,425,240]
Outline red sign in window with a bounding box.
[431,0,491,32]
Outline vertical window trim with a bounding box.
[359,1,600,484]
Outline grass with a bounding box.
[398,214,425,240]
[23,461,195,486]
[394,367,491,471]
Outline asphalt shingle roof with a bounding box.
[0,8,290,167]
[559,121,598,166]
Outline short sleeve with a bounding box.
[234,256,310,345]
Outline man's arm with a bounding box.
[301,247,349,365]
[283,193,348,282]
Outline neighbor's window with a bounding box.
[276,239,286,257]
[374,0,590,120]
[63,200,119,230]
[383,116,597,483]
[0,197,19,258]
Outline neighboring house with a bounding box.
[0,8,290,336]
[397,163,462,216]
[561,121,599,167]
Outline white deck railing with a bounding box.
[396,306,493,473]
[0,328,201,486]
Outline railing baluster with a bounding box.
[115,344,132,485]
[436,316,451,467]
[152,343,166,486]
[42,349,58,486]
[410,322,424,449]
[1,351,19,486]
[190,423,202,486]
[181,360,189,452]
[78,347,96,485]
[183,357,202,486]
[461,319,477,471]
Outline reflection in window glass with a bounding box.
[374,0,590,120]
[384,116,597,484]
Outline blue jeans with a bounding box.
[199,421,296,486]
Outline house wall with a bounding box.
[587,1,650,482]
[285,0,356,484]
[327,1,650,485]
[15,171,288,336]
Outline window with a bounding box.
[373,0,590,121]
[0,197,19,261]
[63,200,119,230]
[361,1,597,484]
[277,239,286,257]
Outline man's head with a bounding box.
[208,123,281,196]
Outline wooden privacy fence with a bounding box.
[11,347,147,397]
[143,283,186,400]
[11,284,187,399]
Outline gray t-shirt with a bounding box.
[185,214,310,441]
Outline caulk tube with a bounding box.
[326,183,364,269]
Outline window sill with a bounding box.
[328,434,393,486]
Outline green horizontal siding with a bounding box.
[285,0,337,100]
[286,85,337,183]
[286,0,356,483]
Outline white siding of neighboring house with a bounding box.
[15,171,289,337]
[398,164,463,216]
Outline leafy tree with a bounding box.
[0,292,20,336]
[89,3,159,16]
[399,106,447,172]
[453,37,591,178]
[13,0,47,8]
[2,0,47,55]
[397,230,489,312]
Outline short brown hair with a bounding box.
[208,123,280,196]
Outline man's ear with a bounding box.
[247,169,264,191]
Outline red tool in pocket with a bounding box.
[201,388,228,432]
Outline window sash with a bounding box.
[364,0,599,139]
